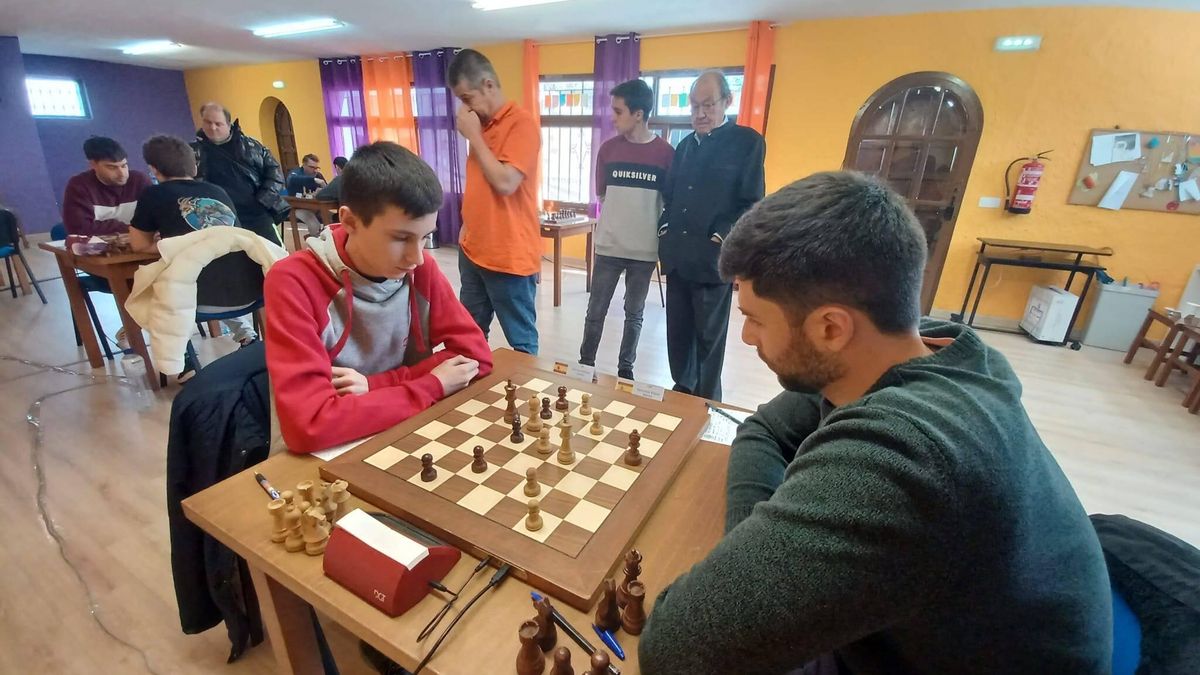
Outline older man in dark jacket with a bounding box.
[658,71,765,401]
[191,102,285,245]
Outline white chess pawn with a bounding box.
[579,393,592,417]
[525,499,543,531]
[590,411,604,436]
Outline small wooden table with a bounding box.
[183,351,731,674]
[38,241,161,390]
[952,238,1114,349]
[284,196,339,251]
[540,219,595,307]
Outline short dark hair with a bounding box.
[611,79,654,120]
[83,136,126,162]
[447,49,499,89]
[142,135,197,179]
[719,171,928,333]
[333,156,348,170]
[341,141,443,225]
[302,153,319,165]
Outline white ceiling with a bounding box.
[4,0,1199,69]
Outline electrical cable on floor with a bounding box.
[2,354,161,675]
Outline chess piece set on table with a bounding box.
[267,479,350,556]
[540,208,581,225]
[516,549,648,675]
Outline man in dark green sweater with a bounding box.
[638,172,1112,675]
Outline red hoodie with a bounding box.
[265,226,493,453]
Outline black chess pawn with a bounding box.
[471,445,488,473]
[555,385,569,411]
[420,453,437,482]
[550,647,573,675]
[511,414,525,443]
[540,397,553,420]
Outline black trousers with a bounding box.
[665,275,733,402]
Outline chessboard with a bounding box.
[320,350,707,610]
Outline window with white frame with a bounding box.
[25,77,89,118]
[538,77,595,207]
[537,69,752,207]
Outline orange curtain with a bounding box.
[738,21,774,135]
[522,39,541,126]
[361,52,418,152]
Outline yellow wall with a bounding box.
[767,7,1200,317]
[183,60,331,168]
[183,10,1200,315]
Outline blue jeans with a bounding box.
[579,254,656,377]
[458,251,538,355]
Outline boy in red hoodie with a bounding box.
[265,141,493,454]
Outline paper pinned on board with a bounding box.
[1179,179,1200,202]
[1098,171,1139,210]
[1091,132,1142,166]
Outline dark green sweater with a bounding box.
[639,320,1112,675]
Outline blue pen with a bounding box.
[531,592,621,675]
[592,624,626,660]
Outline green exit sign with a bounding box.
[995,35,1042,52]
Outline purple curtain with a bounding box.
[590,33,641,215]
[318,57,369,160]
[413,47,467,247]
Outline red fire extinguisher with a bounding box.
[1004,150,1053,214]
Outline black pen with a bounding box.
[254,472,281,500]
[706,403,746,426]
[530,592,620,675]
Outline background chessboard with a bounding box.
[321,351,707,610]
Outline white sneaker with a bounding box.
[116,327,129,350]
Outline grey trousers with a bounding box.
[579,254,657,375]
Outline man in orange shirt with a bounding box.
[449,48,542,354]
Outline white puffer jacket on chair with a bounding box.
[125,228,288,375]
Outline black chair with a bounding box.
[0,209,46,304]
[50,222,119,360]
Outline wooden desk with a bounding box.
[540,220,595,307]
[183,353,729,674]
[952,237,1114,350]
[38,241,161,389]
[284,196,339,251]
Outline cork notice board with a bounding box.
[1068,128,1200,215]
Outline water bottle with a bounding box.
[121,353,153,410]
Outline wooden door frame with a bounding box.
[843,72,984,314]
[273,102,299,173]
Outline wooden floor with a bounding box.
[0,237,1196,674]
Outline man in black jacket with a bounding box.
[658,71,765,401]
[191,102,285,245]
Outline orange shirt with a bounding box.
[460,101,542,276]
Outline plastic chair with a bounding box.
[0,209,46,303]
[50,223,118,360]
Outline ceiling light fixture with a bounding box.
[121,40,184,55]
[252,18,345,38]
[472,0,569,10]
[994,35,1042,52]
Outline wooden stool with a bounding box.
[1125,308,1184,380]
[1153,324,1200,411]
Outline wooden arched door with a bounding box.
[843,72,983,314]
[273,102,299,173]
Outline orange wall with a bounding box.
[183,60,331,168]
[767,7,1200,317]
